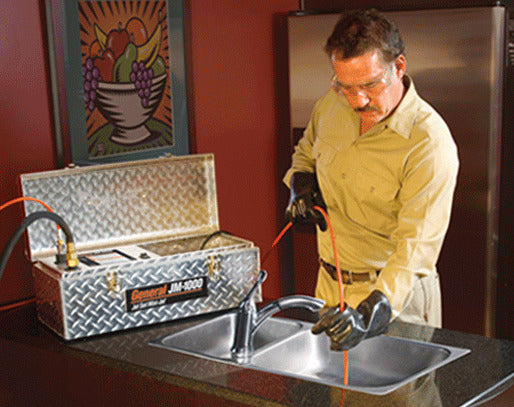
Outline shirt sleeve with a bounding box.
[282,102,321,187]
[374,133,459,318]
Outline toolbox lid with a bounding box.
[20,154,219,259]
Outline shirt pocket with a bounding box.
[351,168,400,233]
[312,137,337,171]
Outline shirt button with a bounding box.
[370,186,375,192]
[342,173,346,179]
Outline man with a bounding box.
[284,9,459,350]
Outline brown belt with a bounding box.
[320,259,379,284]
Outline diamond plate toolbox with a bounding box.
[20,154,260,340]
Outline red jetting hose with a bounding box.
[0,197,57,313]
[263,207,349,401]
[0,197,55,214]
[0,196,60,233]
[261,221,292,265]
[313,205,349,403]
[313,206,345,310]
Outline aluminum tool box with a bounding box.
[20,154,260,340]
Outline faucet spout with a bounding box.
[230,270,325,364]
[254,295,325,332]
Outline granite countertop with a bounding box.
[0,303,512,406]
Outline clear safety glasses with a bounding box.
[331,65,393,98]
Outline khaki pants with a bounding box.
[315,266,442,327]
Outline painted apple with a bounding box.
[93,49,116,82]
[105,23,130,59]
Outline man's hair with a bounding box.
[325,9,405,64]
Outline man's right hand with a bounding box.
[285,172,327,231]
[311,290,392,351]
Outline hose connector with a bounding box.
[55,238,66,265]
[0,211,79,281]
[66,242,79,269]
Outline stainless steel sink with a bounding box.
[150,312,470,395]
[150,310,309,362]
[250,329,470,395]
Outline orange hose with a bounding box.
[0,197,54,213]
[313,206,344,309]
[0,197,59,233]
[313,206,349,405]
[264,208,349,404]
[261,221,292,265]
[0,198,55,314]
[0,297,36,312]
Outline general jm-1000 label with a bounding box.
[125,277,208,312]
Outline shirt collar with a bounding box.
[382,75,419,139]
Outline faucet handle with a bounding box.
[240,270,267,306]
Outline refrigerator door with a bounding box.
[287,7,505,335]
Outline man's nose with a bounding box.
[347,91,370,109]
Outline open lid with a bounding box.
[20,154,219,259]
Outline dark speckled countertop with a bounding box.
[0,303,512,406]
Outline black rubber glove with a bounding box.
[311,290,392,351]
[285,172,327,231]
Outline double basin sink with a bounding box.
[149,309,470,395]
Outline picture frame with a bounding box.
[45,0,189,165]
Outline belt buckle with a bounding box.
[369,270,378,283]
[343,270,353,285]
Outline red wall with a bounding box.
[0,0,298,306]
[0,0,57,304]
[188,0,297,298]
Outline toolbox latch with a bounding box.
[106,270,122,295]
[207,255,221,281]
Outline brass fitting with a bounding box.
[66,242,79,269]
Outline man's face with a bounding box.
[331,50,406,127]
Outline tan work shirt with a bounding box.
[284,77,459,317]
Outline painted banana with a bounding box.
[136,20,162,68]
[94,23,107,50]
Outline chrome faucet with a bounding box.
[230,270,325,363]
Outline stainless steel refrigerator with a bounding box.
[286,5,513,339]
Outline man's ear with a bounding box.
[394,54,407,78]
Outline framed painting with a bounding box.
[45,0,189,165]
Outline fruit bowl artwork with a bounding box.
[83,14,169,147]
[95,72,167,145]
